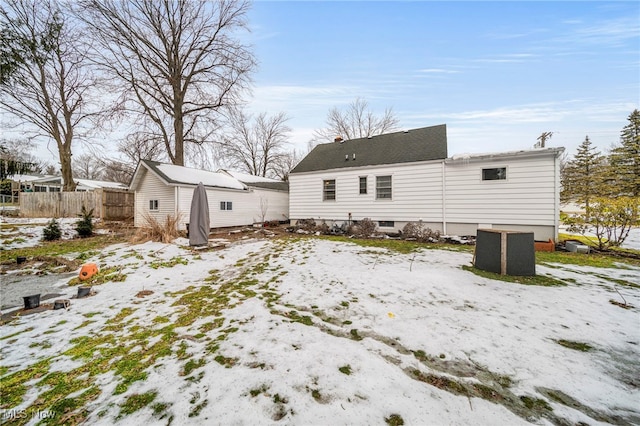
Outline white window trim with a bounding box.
[359,176,368,195]
[375,175,392,200]
[323,179,336,201]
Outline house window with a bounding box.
[149,200,159,210]
[359,177,367,194]
[376,175,392,199]
[220,201,232,211]
[482,167,507,181]
[379,221,395,228]
[323,180,336,201]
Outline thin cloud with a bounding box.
[473,53,538,64]
[417,68,460,74]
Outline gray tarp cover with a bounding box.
[189,182,210,246]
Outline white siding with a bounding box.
[444,155,556,226]
[289,161,443,224]
[133,168,176,227]
[176,186,289,230]
[290,152,560,240]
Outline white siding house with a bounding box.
[130,160,289,230]
[289,125,564,241]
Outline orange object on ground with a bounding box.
[79,263,99,281]
[534,239,555,252]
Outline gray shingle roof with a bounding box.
[290,124,448,174]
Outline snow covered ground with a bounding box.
[1,218,639,425]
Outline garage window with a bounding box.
[482,167,507,181]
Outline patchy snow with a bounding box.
[622,227,640,251]
[1,220,639,425]
[1,217,108,251]
[222,170,284,184]
[156,163,247,190]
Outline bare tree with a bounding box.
[98,133,167,185]
[73,153,104,180]
[0,0,100,191]
[0,138,48,175]
[272,148,302,182]
[79,0,256,166]
[258,196,268,224]
[311,98,400,144]
[100,159,134,185]
[221,109,291,177]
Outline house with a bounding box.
[289,125,564,241]
[7,174,127,192]
[129,160,289,230]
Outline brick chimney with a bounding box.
[334,136,343,143]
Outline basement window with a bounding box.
[149,200,159,211]
[376,175,392,199]
[482,167,507,181]
[323,180,336,201]
[379,221,395,228]
[220,201,233,211]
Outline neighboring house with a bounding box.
[7,174,127,192]
[129,160,289,230]
[289,124,564,241]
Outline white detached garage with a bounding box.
[130,160,289,230]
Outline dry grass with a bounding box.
[131,213,184,243]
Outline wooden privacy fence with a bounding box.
[19,189,134,220]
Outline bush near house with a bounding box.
[402,221,441,242]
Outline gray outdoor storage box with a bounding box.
[474,229,536,276]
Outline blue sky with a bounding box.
[245,1,640,157]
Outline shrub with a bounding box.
[402,220,441,242]
[43,218,62,241]
[317,221,330,234]
[349,218,377,238]
[76,205,94,238]
[296,218,317,231]
[565,196,639,250]
[132,213,183,243]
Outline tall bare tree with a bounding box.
[311,98,399,144]
[0,0,99,191]
[221,110,291,177]
[79,0,256,166]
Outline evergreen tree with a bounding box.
[43,219,62,241]
[561,136,606,214]
[75,205,94,238]
[609,109,640,197]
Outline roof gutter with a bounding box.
[441,161,447,235]
[445,147,565,164]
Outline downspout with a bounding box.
[441,161,447,235]
[175,186,180,229]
